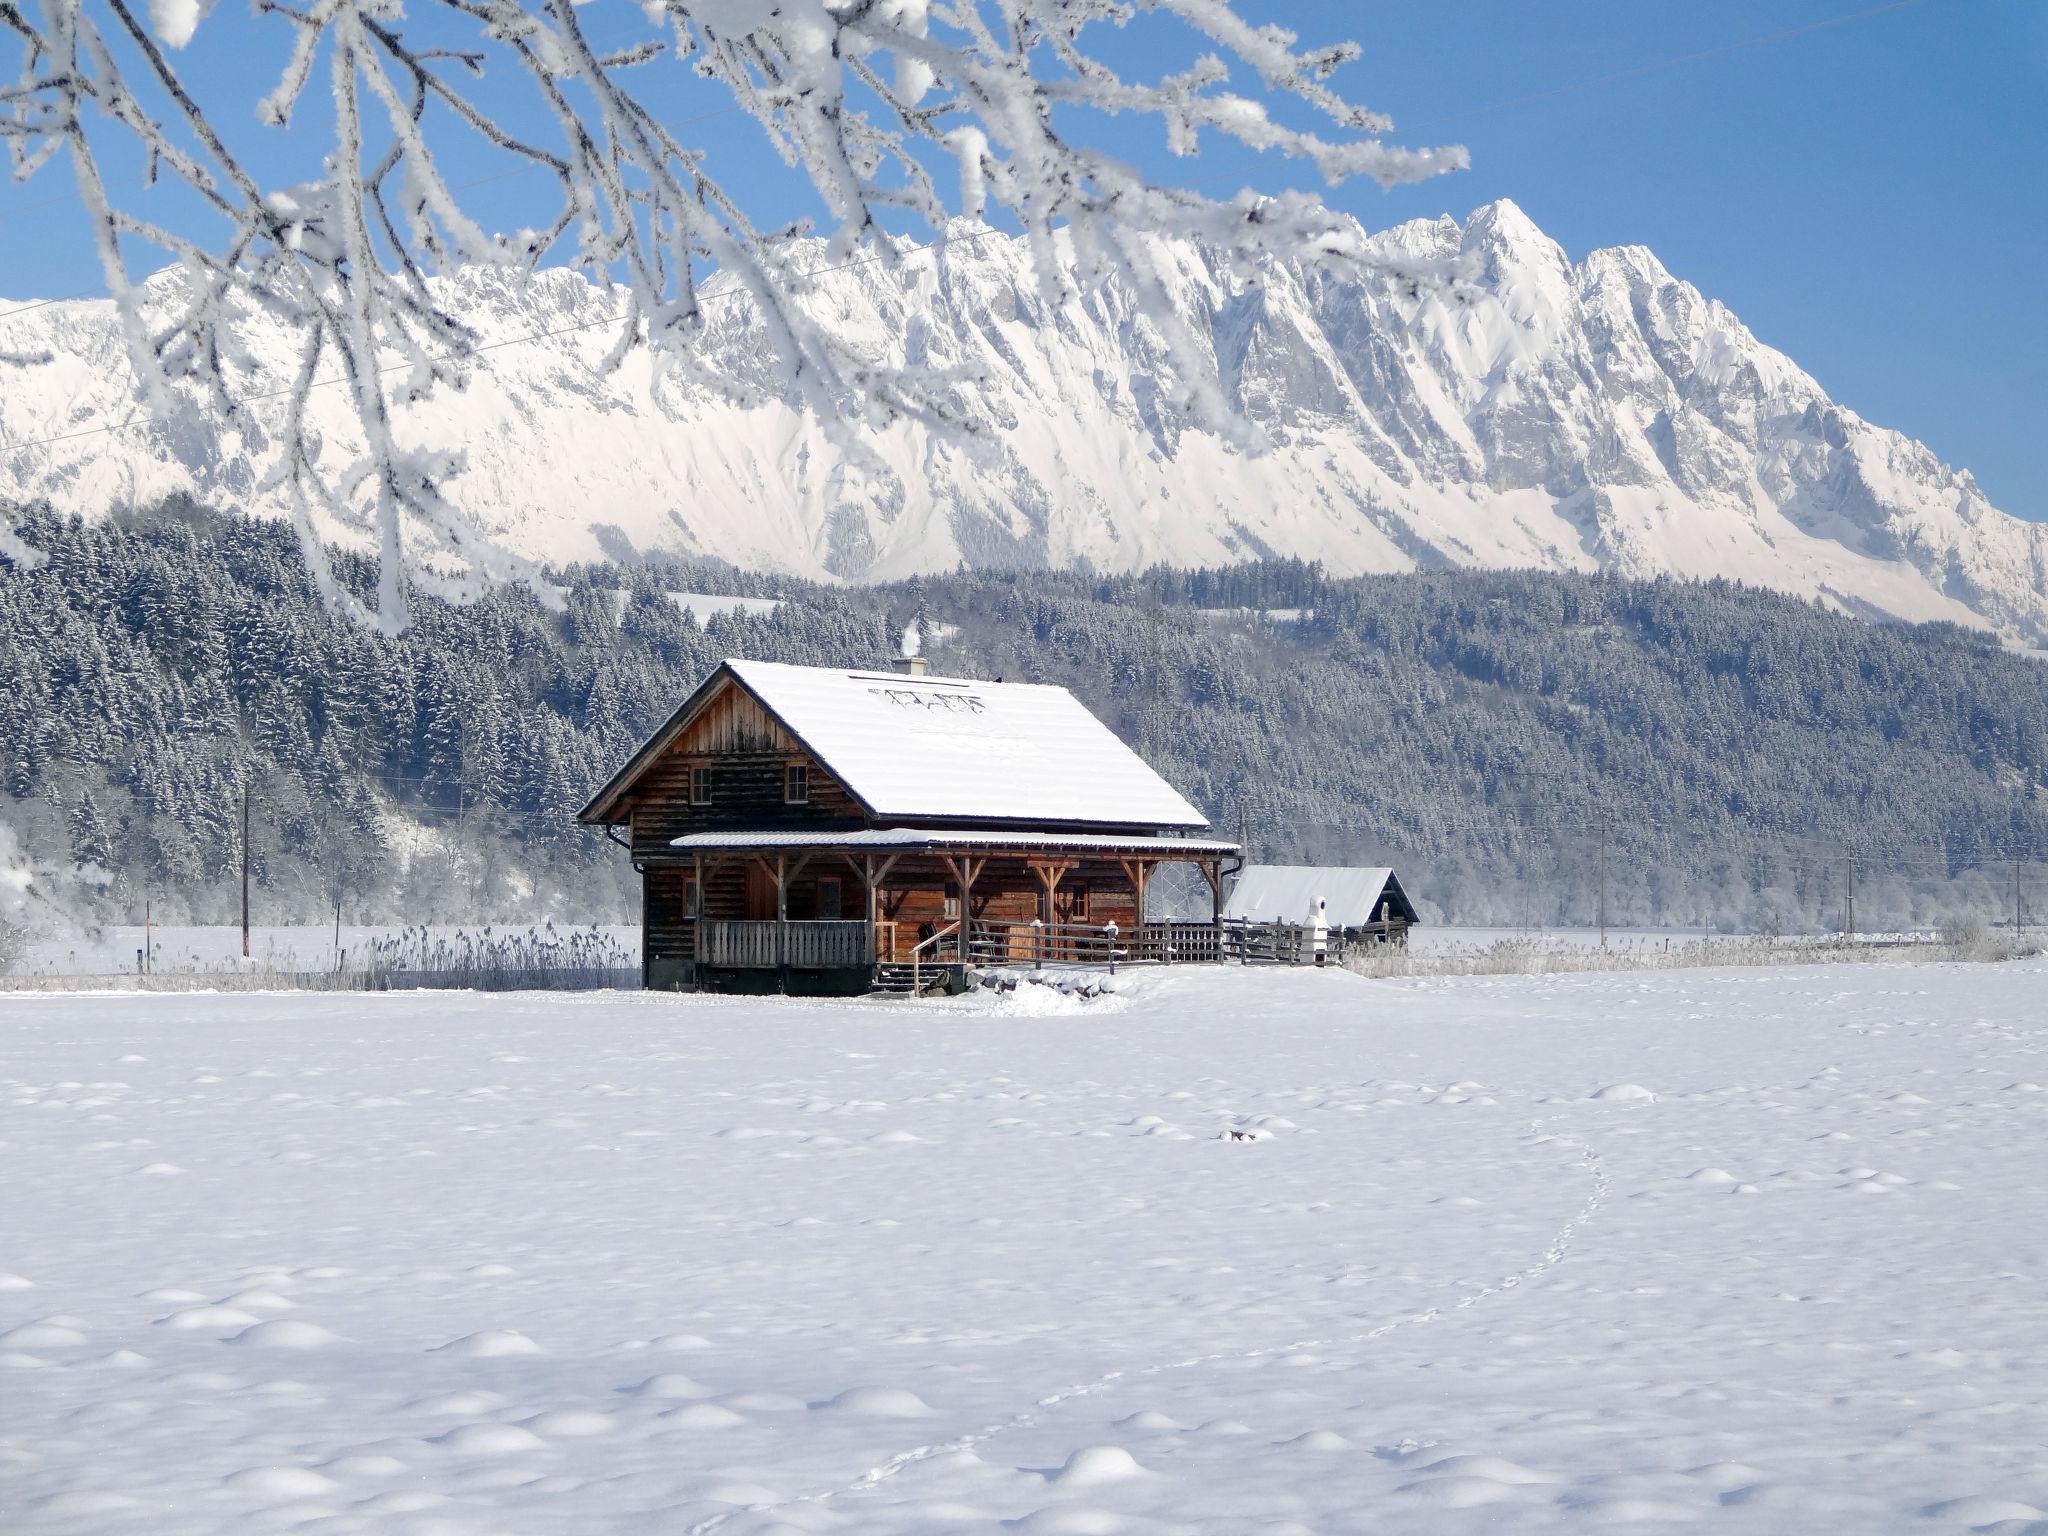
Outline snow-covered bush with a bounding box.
[0,0,1461,629]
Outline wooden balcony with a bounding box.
[697,919,871,970]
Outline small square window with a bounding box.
[785,763,810,804]
[691,766,712,805]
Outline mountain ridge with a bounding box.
[3,199,2043,638]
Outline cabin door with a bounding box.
[745,861,779,921]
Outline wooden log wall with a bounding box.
[626,682,864,861]
[644,866,697,966]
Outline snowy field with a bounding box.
[5,962,2048,1534]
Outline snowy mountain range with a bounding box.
[5,198,2044,639]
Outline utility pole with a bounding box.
[1845,849,1855,942]
[1597,821,1609,948]
[2016,853,2024,942]
[240,782,251,960]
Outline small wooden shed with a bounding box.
[578,657,1241,992]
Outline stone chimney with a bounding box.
[891,653,929,676]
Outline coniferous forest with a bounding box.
[4,500,2047,936]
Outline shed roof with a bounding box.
[579,659,1210,830]
[1222,864,1419,927]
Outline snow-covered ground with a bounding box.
[5,962,2047,1534]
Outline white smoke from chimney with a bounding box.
[900,621,921,659]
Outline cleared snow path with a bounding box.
[5,963,2048,1534]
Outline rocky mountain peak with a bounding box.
[0,202,2040,640]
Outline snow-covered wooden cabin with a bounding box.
[578,658,1241,993]
[1223,864,1419,948]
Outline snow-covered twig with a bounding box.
[1,0,1465,627]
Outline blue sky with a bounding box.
[2,0,2042,517]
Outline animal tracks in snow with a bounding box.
[682,1119,1610,1534]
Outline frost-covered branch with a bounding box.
[1,0,1466,628]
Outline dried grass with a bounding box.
[1339,932,2044,980]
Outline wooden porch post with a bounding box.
[1200,858,1225,961]
[847,852,901,970]
[774,853,788,986]
[1031,860,1073,962]
[946,855,985,963]
[1116,857,1155,959]
[689,850,703,980]
[863,854,877,972]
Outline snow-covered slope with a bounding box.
[4,199,2043,637]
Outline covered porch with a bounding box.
[647,828,1242,992]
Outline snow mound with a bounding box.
[1589,1083,1657,1103]
[223,1466,338,1498]
[431,1422,548,1455]
[661,1402,747,1430]
[821,1385,933,1418]
[408,1390,506,1416]
[1415,1455,1555,1484]
[228,1320,338,1349]
[433,1329,542,1358]
[522,1409,615,1437]
[1284,1430,1351,1450]
[1053,1446,1146,1486]
[625,1372,708,1399]
[156,1304,263,1331]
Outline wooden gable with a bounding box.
[620,674,865,861]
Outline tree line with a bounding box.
[2,501,2044,934]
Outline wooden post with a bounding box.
[1847,852,1856,941]
[1199,858,1225,962]
[144,898,151,976]
[1032,860,1073,961]
[1116,857,1154,959]
[689,850,704,982]
[947,855,984,964]
[863,854,877,972]
[774,853,788,988]
[240,782,251,960]
[854,853,900,968]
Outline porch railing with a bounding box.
[697,920,871,969]
[962,919,1234,970]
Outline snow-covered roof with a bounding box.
[1222,864,1418,927]
[722,660,1208,827]
[581,658,1212,829]
[670,827,1237,855]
